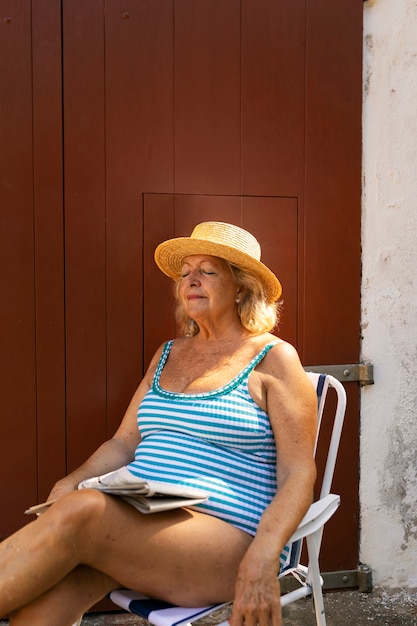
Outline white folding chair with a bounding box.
[108,372,347,626]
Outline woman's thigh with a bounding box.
[73,491,253,606]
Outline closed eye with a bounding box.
[181,270,216,278]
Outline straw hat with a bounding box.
[154,221,282,303]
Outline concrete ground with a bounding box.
[2,589,417,625]
[76,589,417,626]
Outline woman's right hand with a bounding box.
[230,541,282,626]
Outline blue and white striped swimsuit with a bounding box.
[127,340,279,537]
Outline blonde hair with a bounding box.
[174,261,282,337]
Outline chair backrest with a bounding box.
[280,372,347,574]
[306,373,347,499]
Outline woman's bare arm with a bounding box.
[231,341,317,626]
[48,344,165,500]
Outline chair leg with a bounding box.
[306,534,326,626]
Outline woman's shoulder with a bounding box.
[256,335,304,374]
[255,333,293,355]
[255,339,316,408]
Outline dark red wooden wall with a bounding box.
[0,0,363,573]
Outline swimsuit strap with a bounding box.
[153,340,174,384]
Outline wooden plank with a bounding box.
[143,194,176,367]
[63,0,107,470]
[241,0,305,196]
[175,0,241,194]
[242,197,298,346]
[104,0,175,436]
[0,0,37,536]
[173,194,242,228]
[304,0,363,364]
[304,0,363,571]
[32,0,66,502]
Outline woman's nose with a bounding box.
[187,270,201,286]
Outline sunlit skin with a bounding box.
[0,254,317,626]
[178,255,244,338]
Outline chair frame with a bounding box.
[107,372,347,626]
[279,373,347,625]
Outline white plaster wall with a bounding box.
[361,0,417,587]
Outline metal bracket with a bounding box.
[304,363,374,385]
[280,564,373,594]
[323,564,373,592]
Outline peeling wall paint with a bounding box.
[361,0,417,588]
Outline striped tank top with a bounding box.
[127,339,280,538]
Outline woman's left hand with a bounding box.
[229,550,282,626]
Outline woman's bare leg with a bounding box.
[10,565,116,626]
[0,489,252,620]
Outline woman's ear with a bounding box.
[235,288,245,304]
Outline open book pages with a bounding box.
[25,466,208,516]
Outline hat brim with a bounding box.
[154,237,282,303]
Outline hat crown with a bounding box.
[190,222,261,262]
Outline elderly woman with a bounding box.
[0,222,317,626]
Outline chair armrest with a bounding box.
[289,494,340,542]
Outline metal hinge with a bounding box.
[281,564,373,593]
[304,363,374,386]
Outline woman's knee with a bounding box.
[44,490,110,543]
